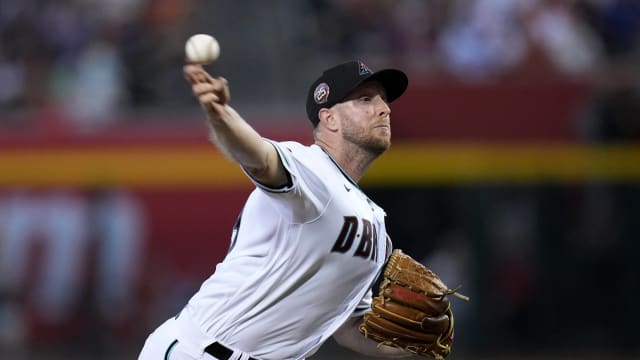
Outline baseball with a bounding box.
[185,34,220,64]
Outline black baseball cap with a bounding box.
[305,60,409,127]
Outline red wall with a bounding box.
[391,79,590,141]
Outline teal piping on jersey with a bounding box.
[319,146,360,189]
[271,139,291,168]
[243,139,294,194]
[164,339,178,360]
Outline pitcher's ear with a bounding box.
[318,108,339,132]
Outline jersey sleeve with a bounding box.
[242,139,331,223]
[351,290,373,317]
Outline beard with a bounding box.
[341,119,391,156]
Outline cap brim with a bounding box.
[363,69,408,103]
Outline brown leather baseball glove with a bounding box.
[359,249,469,359]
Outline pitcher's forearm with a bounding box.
[184,64,287,187]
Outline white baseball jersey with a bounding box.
[183,140,391,359]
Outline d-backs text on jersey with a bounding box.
[331,216,379,262]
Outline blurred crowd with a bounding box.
[0,0,639,130]
[313,0,640,78]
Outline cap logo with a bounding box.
[358,61,372,75]
[313,82,330,104]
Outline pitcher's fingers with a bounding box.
[199,93,220,104]
[183,64,202,84]
[198,73,212,84]
[184,71,197,85]
[185,71,209,85]
[193,83,217,96]
[184,64,214,84]
[210,80,225,94]
[214,77,230,103]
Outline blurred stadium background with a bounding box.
[1,0,639,359]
